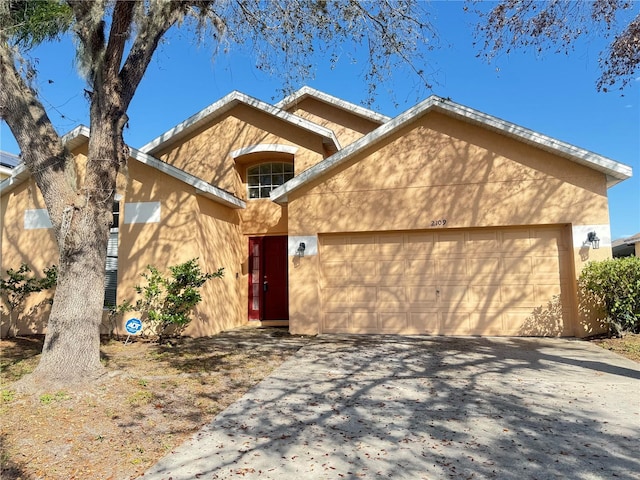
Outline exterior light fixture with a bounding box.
[587,231,600,249]
[296,242,306,257]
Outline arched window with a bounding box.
[247,162,294,199]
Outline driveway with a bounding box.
[141,336,640,479]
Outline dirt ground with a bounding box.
[0,327,312,480]
[1,329,638,480]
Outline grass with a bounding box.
[0,327,310,480]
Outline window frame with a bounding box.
[246,162,294,199]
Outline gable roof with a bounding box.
[271,95,633,203]
[140,91,341,156]
[276,86,391,125]
[0,126,246,209]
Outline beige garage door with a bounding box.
[319,226,573,336]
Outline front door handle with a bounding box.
[263,281,268,292]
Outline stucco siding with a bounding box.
[154,104,326,194]
[287,112,612,336]
[114,160,244,337]
[286,97,381,147]
[1,178,58,336]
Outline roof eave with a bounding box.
[130,148,246,209]
[276,86,391,124]
[271,96,632,203]
[140,91,341,156]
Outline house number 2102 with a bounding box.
[431,219,447,227]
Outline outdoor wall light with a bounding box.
[587,231,600,249]
[296,242,306,257]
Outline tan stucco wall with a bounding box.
[109,159,245,337]
[287,112,612,336]
[285,97,382,147]
[155,104,327,192]
[1,177,59,336]
[1,151,246,338]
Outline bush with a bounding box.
[115,258,223,342]
[578,256,640,334]
[0,263,58,337]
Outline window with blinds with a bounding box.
[104,201,119,308]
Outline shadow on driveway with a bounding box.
[142,336,640,480]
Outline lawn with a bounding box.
[1,329,637,479]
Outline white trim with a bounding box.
[231,144,298,159]
[139,91,340,155]
[0,128,246,210]
[288,235,318,256]
[124,202,161,224]
[24,209,52,229]
[0,164,12,177]
[129,147,246,209]
[572,224,612,248]
[276,86,391,124]
[271,96,632,203]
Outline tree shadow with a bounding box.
[144,336,640,479]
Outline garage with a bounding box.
[319,226,573,336]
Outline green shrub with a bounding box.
[578,257,640,334]
[0,263,58,337]
[115,258,223,342]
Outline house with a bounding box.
[612,233,640,258]
[0,151,19,180]
[0,87,633,338]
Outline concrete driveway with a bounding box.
[141,336,640,479]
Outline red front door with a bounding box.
[248,236,289,321]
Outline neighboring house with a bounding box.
[0,87,633,338]
[0,151,19,180]
[612,233,640,257]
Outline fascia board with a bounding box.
[0,162,29,196]
[432,100,632,188]
[0,165,13,177]
[129,148,246,209]
[140,91,340,155]
[271,96,632,203]
[1,125,91,197]
[276,86,391,124]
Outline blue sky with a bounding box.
[1,2,638,239]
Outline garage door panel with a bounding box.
[350,236,376,257]
[503,256,535,275]
[409,311,439,333]
[406,233,435,254]
[352,311,377,330]
[438,285,468,303]
[501,285,536,306]
[437,259,467,278]
[378,260,405,275]
[351,260,377,281]
[469,286,502,307]
[467,230,500,252]
[378,235,404,255]
[440,311,471,333]
[468,257,501,276]
[435,232,466,252]
[323,287,349,304]
[323,311,350,332]
[350,286,377,304]
[379,312,409,332]
[406,258,436,276]
[378,286,406,303]
[407,286,437,304]
[470,312,504,335]
[319,227,572,336]
[502,229,532,248]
